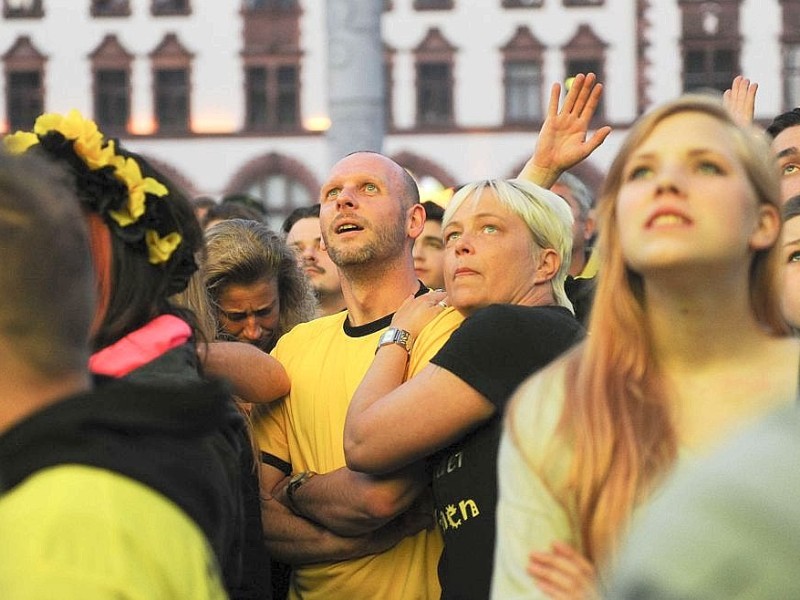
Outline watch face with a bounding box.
[377,327,410,352]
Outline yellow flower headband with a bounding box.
[3,110,182,265]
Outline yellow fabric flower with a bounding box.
[109,155,169,227]
[3,131,40,154]
[146,229,182,265]
[34,110,112,169]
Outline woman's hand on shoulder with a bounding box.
[390,290,449,340]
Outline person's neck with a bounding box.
[316,290,346,318]
[568,249,587,277]
[340,257,421,326]
[644,268,770,373]
[0,369,92,435]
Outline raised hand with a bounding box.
[723,75,758,127]
[528,541,599,600]
[518,73,612,189]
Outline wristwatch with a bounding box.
[286,471,316,514]
[376,327,413,354]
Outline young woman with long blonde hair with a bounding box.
[492,95,800,599]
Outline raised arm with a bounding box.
[201,341,290,403]
[723,75,758,127]
[344,292,495,474]
[518,73,612,189]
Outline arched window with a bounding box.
[226,153,319,230]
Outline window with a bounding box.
[246,173,312,230]
[4,0,42,18]
[241,0,302,130]
[679,1,740,94]
[505,62,542,123]
[154,69,189,133]
[244,64,300,131]
[6,71,43,130]
[150,34,193,134]
[502,26,544,125]
[562,25,607,119]
[414,0,453,9]
[90,35,133,133]
[413,28,456,128]
[417,63,453,126]
[152,0,190,16]
[786,45,800,110]
[502,0,543,7]
[243,0,298,10]
[91,0,130,17]
[3,36,46,130]
[683,47,735,92]
[245,67,268,129]
[95,70,130,132]
[276,66,298,128]
[226,153,319,230]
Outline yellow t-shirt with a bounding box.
[255,307,464,600]
[0,465,227,600]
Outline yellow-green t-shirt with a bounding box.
[0,465,228,600]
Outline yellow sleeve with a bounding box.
[0,465,227,600]
[251,339,292,465]
[252,397,290,465]
[407,307,464,377]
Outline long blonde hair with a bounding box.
[519,95,788,564]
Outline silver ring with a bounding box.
[437,300,448,308]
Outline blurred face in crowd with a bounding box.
[616,112,771,278]
[286,216,342,299]
[781,214,800,329]
[771,126,800,203]
[412,219,445,289]
[551,181,594,276]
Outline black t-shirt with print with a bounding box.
[429,304,584,600]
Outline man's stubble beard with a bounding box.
[326,215,407,269]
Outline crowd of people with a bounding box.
[0,72,798,599]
